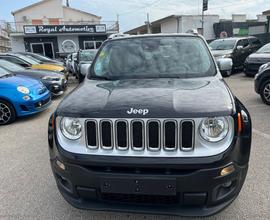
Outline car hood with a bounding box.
[31,64,64,72]
[14,69,64,79]
[56,77,235,118]
[211,50,233,57]
[248,53,270,62]
[0,74,41,88]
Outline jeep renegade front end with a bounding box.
[48,34,252,217]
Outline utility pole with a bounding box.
[145,13,151,34]
[116,14,120,33]
[202,0,208,36]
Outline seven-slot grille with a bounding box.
[86,119,195,152]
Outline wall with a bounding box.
[160,18,178,33]
[13,0,63,32]
[181,15,219,40]
[63,7,100,23]
[10,36,25,52]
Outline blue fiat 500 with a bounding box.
[0,66,51,125]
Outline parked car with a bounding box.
[209,36,261,75]
[48,34,252,217]
[75,49,98,82]
[244,42,270,76]
[17,52,64,66]
[0,53,66,73]
[0,60,67,97]
[0,66,51,125]
[255,62,270,105]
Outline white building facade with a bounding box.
[126,15,219,41]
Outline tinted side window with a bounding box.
[1,56,27,66]
[237,39,249,48]
[250,38,261,47]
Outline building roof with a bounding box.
[125,14,219,34]
[63,6,101,19]
[11,0,101,19]
[12,0,51,15]
[262,10,270,16]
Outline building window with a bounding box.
[32,19,43,25]
[84,41,103,50]
[49,18,60,25]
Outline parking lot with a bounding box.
[0,73,269,220]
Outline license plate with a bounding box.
[100,177,176,196]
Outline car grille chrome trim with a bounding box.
[130,120,145,151]
[86,120,99,149]
[57,117,234,157]
[86,119,196,152]
[100,120,113,150]
[164,120,178,151]
[180,120,195,151]
[147,120,161,151]
[115,120,129,150]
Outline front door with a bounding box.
[44,43,54,59]
[31,42,54,59]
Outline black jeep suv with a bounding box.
[48,34,252,217]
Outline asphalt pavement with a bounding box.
[0,74,269,220]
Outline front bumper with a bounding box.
[244,62,263,75]
[51,156,247,217]
[45,78,68,97]
[15,91,51,117]
[49,132,251,216]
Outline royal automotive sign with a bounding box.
[24,24,106,35]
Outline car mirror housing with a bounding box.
[217,58,233,71]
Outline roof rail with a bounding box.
[108,33,130,39]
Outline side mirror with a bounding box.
[217,58,233,71]
[237,45,243,50]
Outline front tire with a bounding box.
[0,100,16,125]
[260,80,270,105]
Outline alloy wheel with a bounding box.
[0,103,12,124]
[263,83,270,102]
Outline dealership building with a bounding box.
[9,0,118,58]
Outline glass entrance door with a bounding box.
[30,42,55,59]
[44,43,54,59]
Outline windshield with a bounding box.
[27,53,52,61]
[0,66,11,77]
[209,39,236,50]
[79,50,97,61]
[0,60,25,72]
[91,36,216,80]
[256,43,270,53]
[16,54,41,65]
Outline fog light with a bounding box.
[56,160,66,170]
[222,181,232,188]
[23,95,30,101]
[220,165,235,177]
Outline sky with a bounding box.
[0,0,269,31]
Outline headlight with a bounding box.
[258,63,268,73]
[42,76,61,81]
[199,117,229,142]
[60,117,82,140]
[17,86,30,94]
